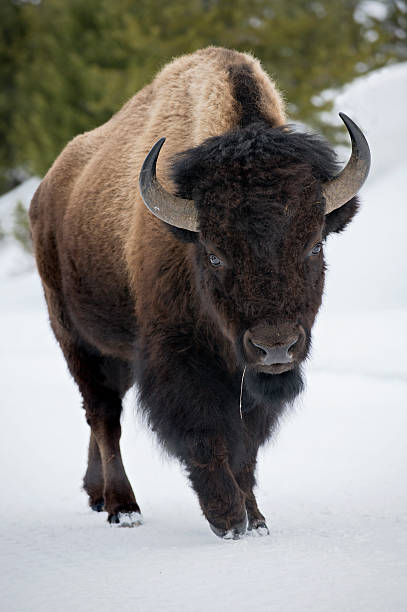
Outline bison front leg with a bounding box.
[235,461,269,536]
[186,436,248,539]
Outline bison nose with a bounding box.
[251,337,298,365]
[244,332,299,366]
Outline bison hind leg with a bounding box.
[82,382,142,527]
[83,431,105,511]
[42,286,141,526]
[91,500,105,513]
[108,511,143,528]
[64,339,141,525]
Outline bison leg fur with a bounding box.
[235,461,269,536]
[51,322,141,526]
[83,388,141,526]
[83,431,104,512]
[187,436,248,539]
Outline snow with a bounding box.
[1,64,406,611]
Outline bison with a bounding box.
[29,47,370,538]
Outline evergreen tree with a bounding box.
[0,0,27,192]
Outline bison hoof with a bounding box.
[209,511,248,540]
[247,519,269,536]
[108,511,143,528]
[90,499,104,512]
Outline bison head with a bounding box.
[139,116,370,403]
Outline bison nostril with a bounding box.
[287,336,299,354]
[250,340,268,357]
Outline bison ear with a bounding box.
[323,195,359,239]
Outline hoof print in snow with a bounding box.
[90,499,104,512]
[209,512,248,540]
[247,520,270,537]
[108,511,143,528]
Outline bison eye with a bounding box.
[310,243,322,256]
[209,254,223,267]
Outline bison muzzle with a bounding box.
[29,47,370,538]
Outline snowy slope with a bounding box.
[1,64,406,612]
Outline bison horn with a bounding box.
[139,138,199,232]
[322,113,371,215]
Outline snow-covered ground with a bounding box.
[1,64,406,612]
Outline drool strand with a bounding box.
[239,365,247,421]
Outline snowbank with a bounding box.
[322,62,407,313]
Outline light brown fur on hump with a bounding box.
[30,47,286,353]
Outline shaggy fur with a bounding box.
[29,47,359,535]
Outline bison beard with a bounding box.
[29,47,370,539]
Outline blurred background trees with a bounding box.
[0,0,406,193]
